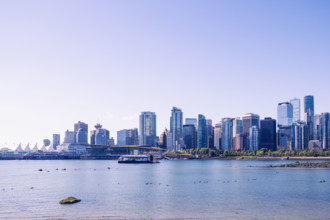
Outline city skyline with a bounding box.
[1,1,330,146]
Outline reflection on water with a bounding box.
[0,160,329,219]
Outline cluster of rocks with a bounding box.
[268,162,330,168]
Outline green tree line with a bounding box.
[184,148,330,158]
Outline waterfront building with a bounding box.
[249,126,259,151]
[108,137,115,147]
[292,121,309,150]
[139,112,157,146]
[304,95,314,140]
[117,130,127,146]
[74,121,88,144]
[170,107,183,151]
[43,139,51,147]
[233,134,245,150]
[206,119,214,149]
[321,112,330,149]
[314,114,321,141]
[52,134,60,150]
[185,118,197,129]
[90,130,96,145]
[89,123,111,146]
[198,114,207,148]
[76,129,88,144]
[277,126,292,150]
[166,131,174,150]
[242,113,260,150]
[260,117,277,151]
[221,118,233,150]
[24,143,31,152]
[290,97,301,123]
[63,130,77,144]
[158,129,169,149]
[117,129,139,146]
[214,122,222,150]
[183,124,197,149]
[232,118,243,138]
[277,102,293,127]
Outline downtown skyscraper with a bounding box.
[198,114,207,149]
[139,112,157,146]
[304,95,314,141]
[170,107,183,151]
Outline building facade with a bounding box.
[259,117,276,151]
[139,112,157,146]
[277,102,293,127]
[183,124,197,149]
[221,118,233,150]
[198,114,207,148]
[52,134,60,149]
[290,98,301,123]
[170,107,183,151]
[304,95,314,140]
[214,122,222,150]
[321,112,330,149]
[292,121,309,150]
[74,121,88,144]
[249,126,259,151]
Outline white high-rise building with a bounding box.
[170,107,183,151]
[290,98,301,123]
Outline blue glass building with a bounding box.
[304,95,314,140]
[198,114,207,148]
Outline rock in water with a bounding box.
[59,197,81,205]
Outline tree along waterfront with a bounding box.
[182,148,330,158]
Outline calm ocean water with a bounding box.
[0,159,329,219]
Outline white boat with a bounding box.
[118,155,159,164]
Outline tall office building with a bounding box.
[221,118,233,150]
[242,113,260,135]
[290,98,301,123]
[117,129,139,146]
[260,117,276,151]
[52,134,60,149]
[292,121,309,150]
[206,119,214,148]
[314,114,321,141]
[170,107,183,151]
[214,122,222,150]
[277,126,292,150]
[249,126,259,151]
[90,123,110,146]
[74,121,88,144]
[183,124,197,149]
[63,130,76,144]
[198,114,207,148]
[139,112,157,146]
[232,118,243,137]
[43,139,51,147]
[321,113,330,149]
[277,102,293,127]
[117,129,127,146]
[304,95,314,140]
[185,118,197,129]
[166,131,174,150]
[158,129,169,149]
[242,113,260,149]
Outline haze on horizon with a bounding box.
[0,0,329,148]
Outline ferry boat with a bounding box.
[118,155,159,164]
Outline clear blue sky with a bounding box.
[0,0,329,148]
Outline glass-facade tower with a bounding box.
[277,102,293,127]
[170,107,183,151]
[304,95,314,140]
[139,112,157,146]
[198,114,207,148]
[290,98,301,123]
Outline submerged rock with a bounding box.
[59,197,81,205]
[38,169,43,172]
[267,162,330,168]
